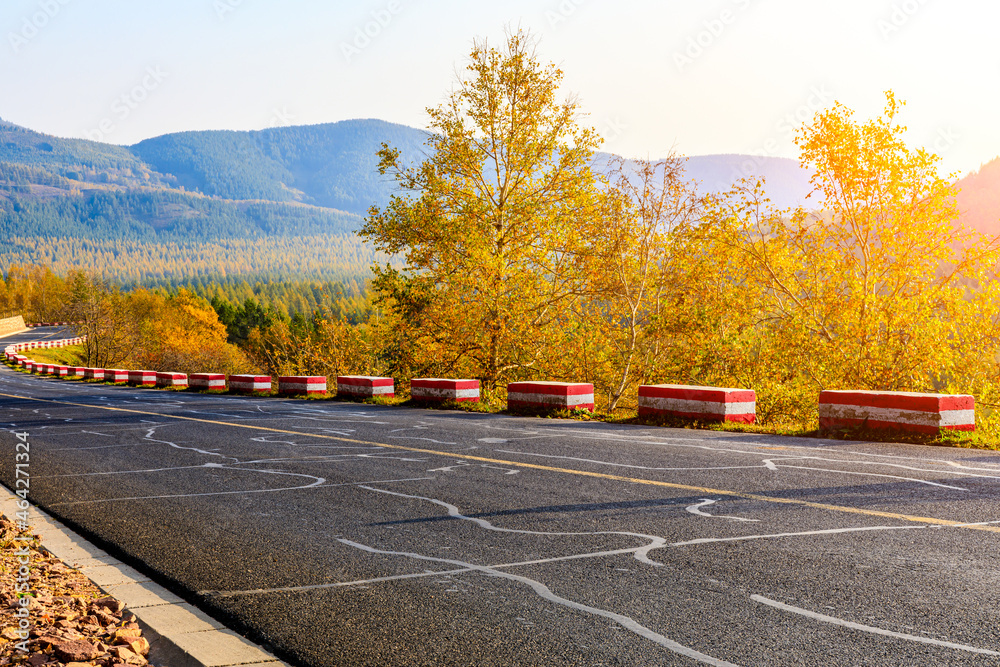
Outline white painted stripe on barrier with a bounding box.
[412,387,480,400]
[637,396,755,416]
[508,392,595,407]
[818,404,975,428]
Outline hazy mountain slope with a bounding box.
[956,157,1000,236]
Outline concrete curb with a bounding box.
[0,485,289,667]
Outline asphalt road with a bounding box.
[3,327,1000,666]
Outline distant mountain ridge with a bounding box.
[956,158,1000,237]
[1,116,993,284]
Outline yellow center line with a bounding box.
[4,391,1000,534]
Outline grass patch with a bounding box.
[20,344,86,367]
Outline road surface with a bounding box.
[2,327,1000,666]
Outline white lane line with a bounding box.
[339,539,739,667]
[685,499,759,523]
[752,595,1000,656]
[496,449,765,472]
[358,486,667,567]
[672,525,923,547]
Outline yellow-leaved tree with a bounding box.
[359,30,603,394]
[701,91,1000,424]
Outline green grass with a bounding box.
[19,344,86,367]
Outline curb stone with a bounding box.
[0,484,289,667]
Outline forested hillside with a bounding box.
[2,114,994,292]
[130,119,429,216]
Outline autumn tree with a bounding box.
[701,92,1000,421]
[245,314,375,383]
[565,156,701,410]
[359,30,603,392]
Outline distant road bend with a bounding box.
[2,327,1000,666]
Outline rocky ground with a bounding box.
[0,515,161,667]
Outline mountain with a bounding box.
[130,119,430,216]
[26,116,996,286]
[956,158,1000,236]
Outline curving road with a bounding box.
[2,327,1000,666]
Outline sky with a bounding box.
[2,0,998,176]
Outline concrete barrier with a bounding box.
[277,376,327,396]
[69,367,86,376]
[638,384,756,423]
[128,370,157,386]
[190,373,226,390]
[818,390,975,434]
[83,368,105,380]
[55,366,69,378]
[336,376,394,399]
[156,372,188,389]
[229,375,272,394]
[105,369,128,383]
[411,378,480,403]
[0,315,26,337]
[507,382,595,412]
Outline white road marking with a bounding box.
[357,486,667,567]
[143,427,238,462]
[388,437,459,445]
[774,464,967,491]
[672,525,924,547]
[428,461,470,473]
[497,449,765,472]
[337,539,739,667]
[685,499,759,522]
[751,595,1000,656]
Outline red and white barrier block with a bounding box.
[818,390,975,435]
[128,370,157,386]
[229,375,272,394]
[337,376,394,399]
[190,373,226,390]
[105,369,129,383]
[156,372,188,389]
[55,366,70,378]
[278,376,327,396]
[637,384,756,424]
[507,382,595,412]
[83,368,104,380]
[411,378,480,403]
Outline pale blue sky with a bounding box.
[2,0,997,175]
